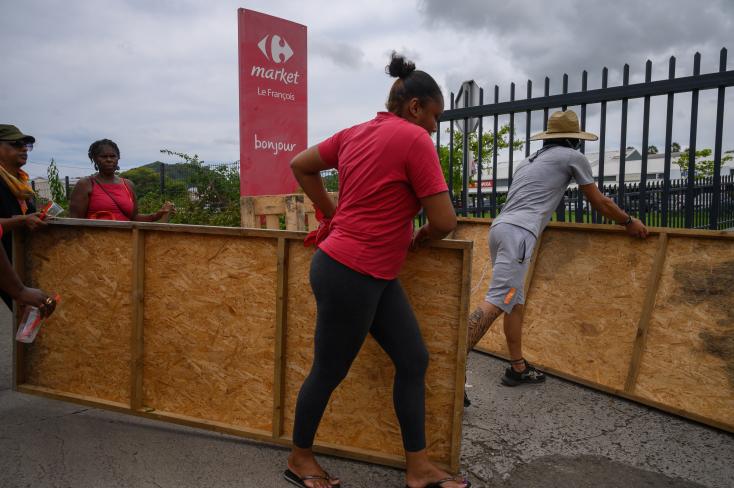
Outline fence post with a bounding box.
[65,176,70,199]
[285,194,305,231]
[159,162,166,196]
[241,196,256,228]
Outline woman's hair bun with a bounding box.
[385,51,416,79]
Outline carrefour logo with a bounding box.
[251,33,301,85]
[257,34,294,64]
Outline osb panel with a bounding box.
[522,229,659,390]
[635,237,734,427]
[282,243,463,464]
[453,223,505,353]
[142,232,277,432]
[23,227,132,403]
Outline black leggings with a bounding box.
[292,250,429,452]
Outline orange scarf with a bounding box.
[0,166,34,214]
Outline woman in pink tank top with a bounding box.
[69,139,175,222]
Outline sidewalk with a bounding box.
[1,306,732,488]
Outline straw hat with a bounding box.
[529,110,598,141]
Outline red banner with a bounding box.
[238,9,307,196]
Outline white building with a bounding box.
[30,177,81,201]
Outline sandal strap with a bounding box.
[434,477,463,486]
[509,357,526,364]
[301,472,337,482]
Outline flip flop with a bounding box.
[405,477,472,488]
[284,468,341,488]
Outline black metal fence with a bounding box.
[139,161,241,202]
[440,47,734,230]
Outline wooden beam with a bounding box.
[265,214,280,230]
[624,233,669,393]
[130,228,146,410]
[449,245,472,473]
[252,195,287,215]
[17,383,437,470]
[457,216,734,240]
[472,344,733,434]
[240,196,256,228]
[43,220,475,251]
[285,194,306,231]
[272,238,289,437]
[522,232,544,301]
[12,229,26,388]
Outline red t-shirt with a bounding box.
[317,111,448,279]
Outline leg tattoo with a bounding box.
[467,306,503,353]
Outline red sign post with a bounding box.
[238,9,307,196]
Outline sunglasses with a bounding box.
[0,140,33,151]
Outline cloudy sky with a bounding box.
[2,0,732,178]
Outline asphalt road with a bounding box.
[1,305,732,488]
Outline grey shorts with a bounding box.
[485,223,537,314]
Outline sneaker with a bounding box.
[501,360,546,386]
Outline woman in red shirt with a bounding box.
[69,139,174,222]
[285,53,467,488]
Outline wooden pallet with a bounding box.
[240,193,337,231]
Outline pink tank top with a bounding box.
[86,178,134,221]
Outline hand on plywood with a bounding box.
[625,218,649,239]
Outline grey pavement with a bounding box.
[1,305,733,488]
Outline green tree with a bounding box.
[647,145,658,154]
[46,158,67,206]
[321,170,338,192]
[671,142,681,153]
[675,148,733,179]
[136,149,241,227]
[438,125,524,195]
[120,166,162,199]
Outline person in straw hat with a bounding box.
[464,109,647,403]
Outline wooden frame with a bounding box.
[455,217,734,433]
[13,218,471,472]
[240,193,337,231]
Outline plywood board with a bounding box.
[634,237,734,427]
[281,243,464,467]
[452,222,504,352]
[457,218,734,432]
[142,232,278,433]
[22,227,132,403]
[521,229,659,390]
[14,220,473,467]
